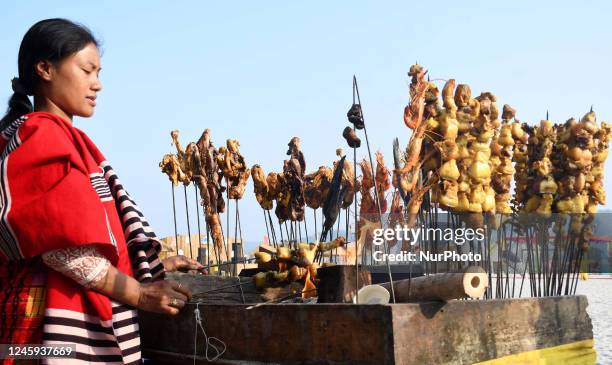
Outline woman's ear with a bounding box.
[35,60,54,81]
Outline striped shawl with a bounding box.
[0,112,165,364]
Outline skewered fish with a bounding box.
[321,155,346,240]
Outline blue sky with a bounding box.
[2,1,612,249]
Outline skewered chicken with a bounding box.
[251,242,326,291]
[267,172,282,199]
[195,128,226,214]
[274,171,290,223]
[395,64,434,198]
[275,159,305,223]
[522,119,557,217]
[375,151,391,213]
[169,130,192,185]
[423,80,441,120]
[343,126,361,148]
[287,137,306,177]
[159,153,188,186]
[436,80,461,210]
[251,164,273,210]
[284,158,306,221]
[193,129,227,261]
[490,105,517,214]
[403,64,429,130]
[347,103,365,129]
[304,166,333,210]
[357,159,379,249]
[361,158,375,191]
[552,111,610,216]
[333,149,359,209]
[512,123,529,208]
[219,139,250,199]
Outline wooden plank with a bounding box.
[166,272,262,304]
[391,296,593,364]
[141,304,394,364]
[139,296,593,365]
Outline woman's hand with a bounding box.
[89,264,193,316]
[137,279,192,315]
[162,255,204,273]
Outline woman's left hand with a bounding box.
[162,255,205,273]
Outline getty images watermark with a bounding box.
[372,225,486,263]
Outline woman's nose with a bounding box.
[92,78,103,92]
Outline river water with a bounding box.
[576,277,611,365]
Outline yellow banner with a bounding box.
[475,339,596,365]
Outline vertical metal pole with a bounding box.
[217,211,229,276]
[236,201,245,274]
[285,222,291,247]
[298,219,302,243]
[313,209,318,241]
[234,199,239,276]
[353,112,359,302]
[266,210,278,247]
[303,212,309,243]
[354,76,395,302]
[263,209,271,244]
[226,187,230,265]
[194,185,203,265]
[171,183,179,255]
[206,210,211,271]
[183,185,193,259]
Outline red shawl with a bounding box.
[0,112,165,364]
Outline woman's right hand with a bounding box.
[137,280,192,315]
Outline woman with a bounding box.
[0,18,202,364]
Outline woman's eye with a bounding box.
[82,68,92,74]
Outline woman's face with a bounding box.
[37,42,102,118]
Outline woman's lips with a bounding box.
[86,96,96,106]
